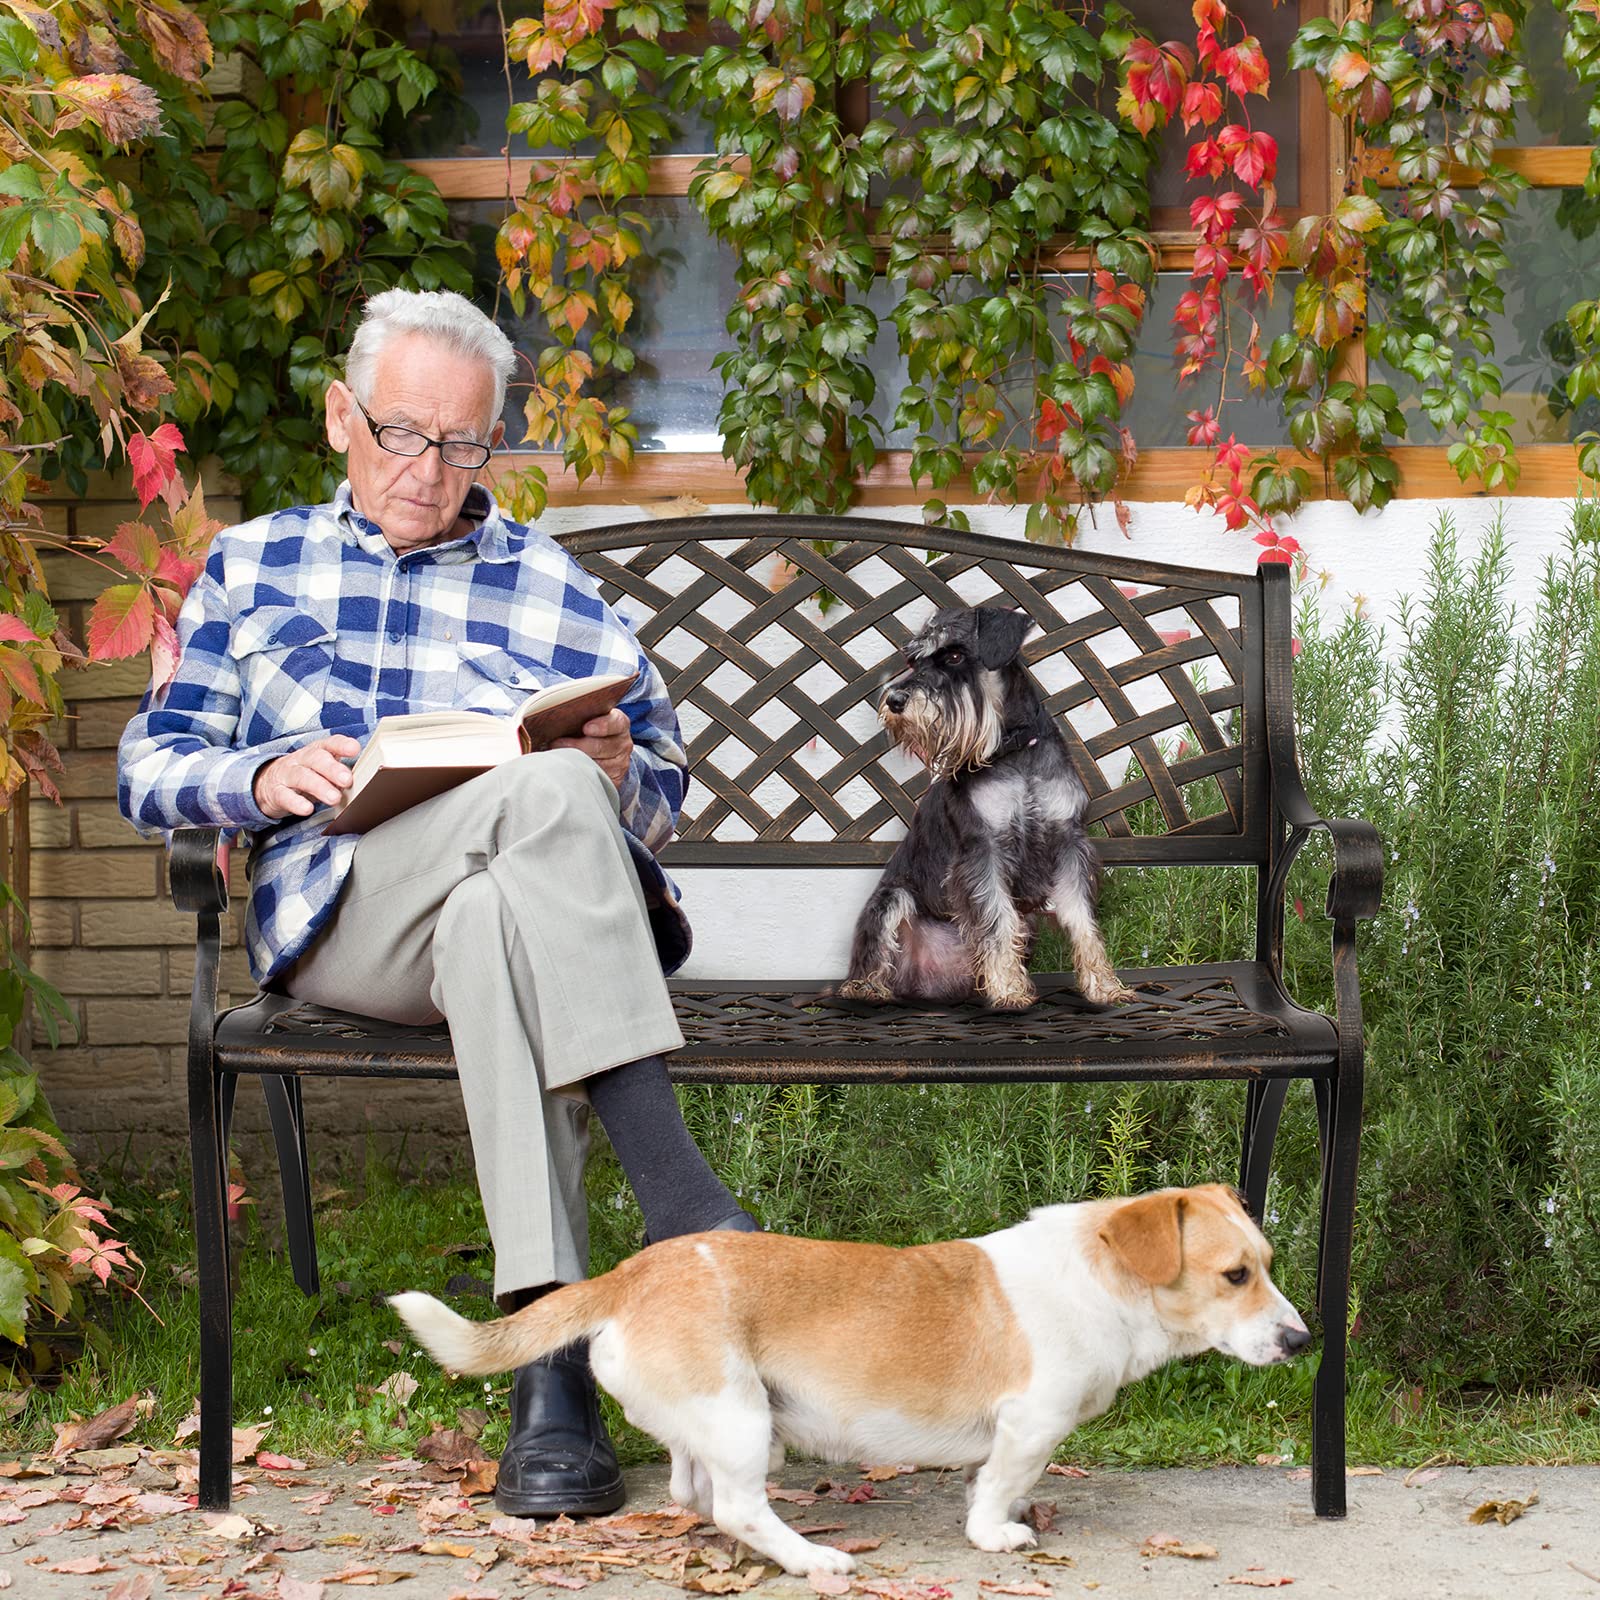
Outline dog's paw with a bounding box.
[967,1518,1038,1553]
[793,1544,857,1578]
[1080,973,1135,1007]
[838,976,893,1002]
[985,980,1038,1012]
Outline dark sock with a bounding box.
[497,1281,558,1315]
[584,1054,746,1240]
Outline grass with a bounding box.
[4,1149,1598,1472]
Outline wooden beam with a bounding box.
[484,444,1591,506]
[1363,145,1594,188]
[411,153,725,200]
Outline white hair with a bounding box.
[344,289,517,433]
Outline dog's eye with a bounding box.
[945,648,965,665]
[1223,1266,1250,1287]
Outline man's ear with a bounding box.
[325,380,353,453]
[1099,1191,1186,1286]
[974,606,1031,670]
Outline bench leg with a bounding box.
[189,1064,234,1511]
[1238,1078,1288,1221]
[1311,1072,1360,1519]
[262,1076,320,1296]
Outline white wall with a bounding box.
[536,496,1580,978]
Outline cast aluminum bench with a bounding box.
[169,514,1381,1517]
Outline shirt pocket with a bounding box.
[232,608,336,740]
[454,640,548,714]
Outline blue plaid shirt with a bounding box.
[118,483,691,985]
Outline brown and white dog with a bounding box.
[391,1184,1309,1577]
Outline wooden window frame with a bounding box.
[409,7,1590,504]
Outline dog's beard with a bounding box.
[882,676,1005,777]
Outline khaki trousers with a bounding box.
[283,749,685,1296]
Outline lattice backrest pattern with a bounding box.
[567,517,1269,866]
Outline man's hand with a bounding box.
[552,707,633,789]
[254,735,362,820]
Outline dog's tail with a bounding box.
[389,1275,621,1377]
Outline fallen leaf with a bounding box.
[1255,1453,1287,1466]
[979,1584,1053,1597]
[861,1463,917,1482]
[1284,1467,1312,1482]
[278,1578,326,1600]
[202,1512,258,1540]
[686,1568,767,1594]
[1226,1576,1294,1588]
[843,1483,876,1504]
[1140,1534,1218,1560]
[377,1373,419,1408]
[232,1423,272,1463]
[810,1575,851,1597]
[133,1492,193,1515]
[1347,1466,1384,1477]
[421,1542,479,1559]
[1023,1500,1057,1534]
[415,1429,482,1469]
[1469,1491,1539,1526]
[597,1509,702,1538]
[457,1460,498,1498]
[828,1537,882,1554]
[38,1556,121,1573]
[1405,1468,1443,1487]
[768,1487,820,1504]
[1027,1553,1077,1568]
[455,1408,489,1439]
[258,1452,307,1472]
[173,1409,201,1443]
[75,1446,144,1469]
[323,1566,416,1586]
[529,1570,591,1590]
[1044,1464,1089,1479]
[50,1395,140,1458]
[109,1576,155,1600]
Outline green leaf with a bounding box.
[0,1231,33,1344]
[0,16,39,78]
[0,165,43,199]
[0,1128,42,1170]
[0,204,31,270]
[0,1071,36,1128]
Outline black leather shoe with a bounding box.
[494,1340,625,1518]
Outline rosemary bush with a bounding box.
[669,509,1600,1388]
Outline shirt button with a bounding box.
[387,629,402,643]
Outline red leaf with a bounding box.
[0,613,41,645]
[1257,547,1294,565]
[86,583,157,661]
[0,648,44,705]
[1233,131,1278,188]
[1181,80,1223,129]
[150,611,180,696]
[104,520,163,579]
[1185,406,1221,447]
[1217,36,1270,95]
[127,424,185,510]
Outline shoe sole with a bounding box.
[493,1476,626,1518]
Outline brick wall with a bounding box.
[29,474,469,1175]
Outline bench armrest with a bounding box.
[171,827,231,917]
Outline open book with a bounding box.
[324,669,639,836]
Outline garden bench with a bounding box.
[169,514,1381,1519]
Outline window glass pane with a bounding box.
[1510,0,1585,145]
[452,198,737,451]
[861,273,1294,448]
[392,0,726,161]
[1373,188,1600,445]
[1117,0,1305,210]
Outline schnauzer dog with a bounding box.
[839,604,1132,1011]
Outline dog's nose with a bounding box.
[1279,1324,1313,1357]
[884,688,909,714]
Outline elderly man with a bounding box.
[119,288,753,1518]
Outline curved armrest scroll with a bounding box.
[171,827,231,916]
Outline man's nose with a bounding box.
[412,444,445,482]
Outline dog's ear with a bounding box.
[973,607,1031,670]
[1099,1191,1187,1286]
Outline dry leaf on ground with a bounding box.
[1347,1466,1384,1477]
[457,1460,498,1497]
[1226,1575,1294,1587]
[827,1536,881,1554]
[861,1463,917,1481]
[36,1556,121,1573]
[1027,1553,1077,1568]
[376,1373,419,1408]
[201,1511,258,1540]
[979,1583,1054,1596]
[420,1541,479,1559]
[50,1395,140,1458]
[278,1578,327,1600]
[810,1574,851,1597]
[232,1422,273,1463]
[1044,1464,1089,1479]
[108,1576,155,1600]
[258,1452,307,1471]
[685,1566,767,1594]
[1469,1491,1539,1525]
[322,1564,415,1585]
[1140,1534,1218,1560]
[416,1429,483,1470]
[1023,1500,1057,1534]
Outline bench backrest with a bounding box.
[565,515,1278,871]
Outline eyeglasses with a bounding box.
[350,395,493,470]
